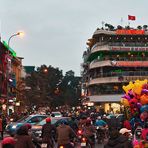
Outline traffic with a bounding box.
[1,108,148,148]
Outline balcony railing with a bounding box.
[88,89,123,95]
[91,42,148,53]
[90,71,148,79]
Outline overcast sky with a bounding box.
[0,0,148,76]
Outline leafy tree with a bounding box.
[24,67,81,108]
[137,25,142,30]
[143,25,148,30]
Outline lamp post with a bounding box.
[6,31,24,115]
[8,32,24,47]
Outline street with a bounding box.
[0,133,105,148]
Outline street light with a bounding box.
[8,31,24,47]
[6,31,24,115]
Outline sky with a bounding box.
[0,0,148,76]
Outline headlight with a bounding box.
[12,125,17,129]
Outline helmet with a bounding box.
[2,137,16,146]
[86,119,91,125]
[60,119,68,125]
[25,123,32,129]
[46,117,51,123]
[97,116,101,120]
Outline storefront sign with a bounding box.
[116,61,148,67]
[116,29,145,35]
[111,47,148,51]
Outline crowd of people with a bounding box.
[0,108,148,148]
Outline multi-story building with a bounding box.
[0,41,24,113]
[82,25,148,113]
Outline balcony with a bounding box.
[88,75,148,85]
[89,60,148,69]
[91,42,148,53]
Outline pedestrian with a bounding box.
[15,125,35,148]
[2,136,16,148]
[41,117,56,148]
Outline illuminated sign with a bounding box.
[116,29,145,35]
[116,61,148,67]
[111,47,148,51]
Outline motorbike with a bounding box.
[96,126,106,144]
[77,129,92,148]
[57,143,74,148]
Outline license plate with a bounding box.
[41,143,47,148]
[81,142,86,146]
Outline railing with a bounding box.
[88,90,123,95]
[91,42,148,53]
[90,60,148,70]
[90,71,148,79]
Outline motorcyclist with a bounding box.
[95,116,108,143]
[56,119,76,148]
[82,119,96,148]
[105,128,132,148]
[78,115,87,128]
[95,116,107,127]
[41,117,56,148]
[69,115,78,132]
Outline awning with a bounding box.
[89,94,122,102]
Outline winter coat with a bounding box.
[56,124,75,145]
[41,123,56,143]
[15,135,35,148]
[104,134,132,148]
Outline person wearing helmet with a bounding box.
[15,125,35,148]
[56,119,76,148]
[82,119,96,147]
[69,116,78,132]
[41,117,56,148]
[78,115,87,128]
[2,136,16,148]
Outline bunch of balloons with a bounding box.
[121,79,148,125]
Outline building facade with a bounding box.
[82,26,148,113]
[0,41,24,114]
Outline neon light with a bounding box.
[2,41,17,57]
[116,29,145,35]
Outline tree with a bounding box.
[143,25,148,30]
[24,67,81,108]
[24,65,63,108]
[137,25,142,30]
[117,25,123,30]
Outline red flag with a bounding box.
[128,15,136,20]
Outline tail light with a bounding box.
[77,130,82,135]
[82,137,86,142]
[59,146,64,148]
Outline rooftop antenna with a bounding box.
[101,21,105,28]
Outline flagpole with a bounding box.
[128,21,130,27]
[121,17,123,26]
